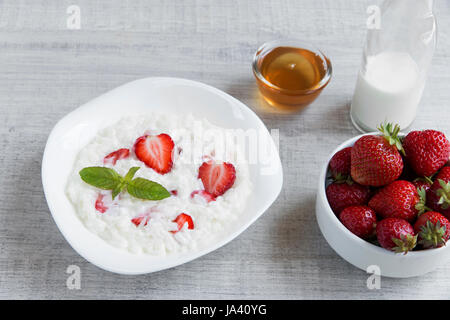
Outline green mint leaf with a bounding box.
[112,181,126,200]
[79,167,123,190]
[80,166,170,202]
[127,177,171,200]
[124,167,140,183]
[112,167,140,199]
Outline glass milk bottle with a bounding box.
[350,0,436,132]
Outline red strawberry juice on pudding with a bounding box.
[66,113,252,255]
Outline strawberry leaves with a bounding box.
[391,234,417,254]
[378,122,405,156]
[418,220,447,248]
[415,187,432,216]
[436,179,450,209]
[79,166,170,201]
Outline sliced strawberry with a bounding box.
[134,134,174,174]
[190,190,216,203]
[202,151,216,162]
[103,148,130,165]
[131,215,150,227]
[95,194,108,213]
[202,155,213,162]
[132,208,158,227]
[171,213,194,234]
[198,161,236,197]
[170,189,178,196]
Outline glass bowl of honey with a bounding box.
[252,40,332,111]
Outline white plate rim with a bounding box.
[41,77,283,274]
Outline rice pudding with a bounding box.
[66,113,252,255]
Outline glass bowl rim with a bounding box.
[252,40,333,95]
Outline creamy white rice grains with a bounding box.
[65,113,252,255]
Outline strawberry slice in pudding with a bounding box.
[131,215,150,227]
[198,161,236,197]
[103,148,130,165]
[95,194,109,213]
[134,134,174,174]
[171,213,194,234]
[94,193,119,214]
[190,190,216,203]
[131,207,159,227]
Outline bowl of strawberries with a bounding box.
[316,123,450,278]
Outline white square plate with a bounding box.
[42,77,283,274]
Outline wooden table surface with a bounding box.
[1,0,450,299]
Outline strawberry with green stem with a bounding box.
[414,211,450,248]
[427,167,450,219]
[351,123,404,187]
[326,181,371,215]
[368,180,420,222]
[376,218,417,253]
[339,206,377,239]
[403,129,450,177]
[329,147,352,182]
[412,176,434,193]
[415,187,432,216]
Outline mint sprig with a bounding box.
[79,166,170,201]
[79,167,122,190]
[127,178,171,200]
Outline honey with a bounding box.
[253,43,332,111]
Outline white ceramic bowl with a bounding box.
[316,133,450,278]
[42,77,283,275]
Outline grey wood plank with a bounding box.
[1,0,450,299]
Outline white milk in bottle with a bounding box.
[350,0,436,132]
[351,52,424,131]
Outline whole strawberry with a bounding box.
[403,129,450,177]
[329,147,352,181]
[412,177,433,193]
[376,218,417,253]
[351,123,404,187]
[427,166,450,219]
[368,180,420,222]
[414,211,450,248]
[326,182,371,214]
[339,206,377,239]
